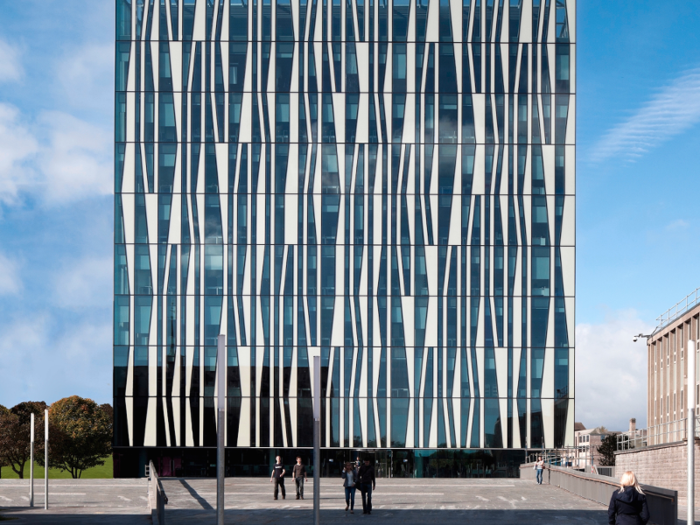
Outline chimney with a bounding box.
[629,418,636,433]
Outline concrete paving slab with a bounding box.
[160,478,609,524]
[0,477,613,524]
[0,478,150,524]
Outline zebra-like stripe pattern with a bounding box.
[114,0,575,451]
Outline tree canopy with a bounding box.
[597,434,618,466]
[0,402,46,478]
[47,396,112,479]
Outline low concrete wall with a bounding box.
[616,439,700,507]
[149,461,168,525]
[520,463,677,525]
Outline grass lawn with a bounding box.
[1,455,113,479]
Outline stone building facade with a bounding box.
[647,297,700,445]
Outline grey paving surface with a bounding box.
[0,478,150,524]
[0,477,612,524]
[161,478,609,524]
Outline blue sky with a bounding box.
[0,1,699,432]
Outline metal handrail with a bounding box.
[656,287,700,330]
[520,463,678,524]
[617,416,700,451]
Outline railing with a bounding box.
[617,417,700,451]
[520,463,677,525]
[526,447,580,468]
[595,466,615,478]
[148,460,168,525]
[656,287,700,331]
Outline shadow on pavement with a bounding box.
[178,478,214,510]
[0,507,610,524]
[161,508,610,524]
[0,509,150,524]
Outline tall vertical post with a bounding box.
[688,339,696,525]
[44,409,48,510]
[313,355,321,525]
[217,334,225,525]
[29,413,34,507]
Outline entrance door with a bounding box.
[353,449,391,478]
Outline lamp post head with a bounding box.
[633,333,652,343]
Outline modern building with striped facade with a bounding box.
[113,0,575,477]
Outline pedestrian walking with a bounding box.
[355,456,362,470]
[357,458,376,515]
[270,456,286,500]
[292,456,307,500]
[534,456,545,484]
[607,471,649,525]
[342,462,358,514]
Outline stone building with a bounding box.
[646,292,700,445]
[614,291,700,505]
[573,423,619,469]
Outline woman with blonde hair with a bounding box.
[607,471,649,525]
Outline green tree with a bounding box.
[99,403,114,425]
[48,396,112,479]
[0,405,8,472]
[0,402,46,478]
[597,434,618,466]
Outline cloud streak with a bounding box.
[590,67,700,162]
[0,103,39,205]
[0,39,23,83]
[0,254,23,296]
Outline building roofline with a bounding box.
[655,287,700,332]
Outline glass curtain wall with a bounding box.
[114,0,575,472]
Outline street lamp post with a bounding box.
[217,334,226,525]
[45,409,48,510]
[688,339,696,525]
[29,413,34,508]
[313,354,321,525]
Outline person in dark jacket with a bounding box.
[608,471,649,525]
[292,456,307,500]
[341,462,358,513]
[357,458,376,515]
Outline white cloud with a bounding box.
[0,313,112,407]
[665,219,690,231]
[0,106,111,208]
[590,67,700,162]
[575,310,654,431]
[0,253,23,296]
[36,111,112,204]
[54,44,113,113]
[0,103,39,205]
[52,256,112,309]
[0,39,23,83]
[0,40,113,209]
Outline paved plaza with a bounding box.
[0,478,150,524]
[0,477,618,524]
[160,478,611,524]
